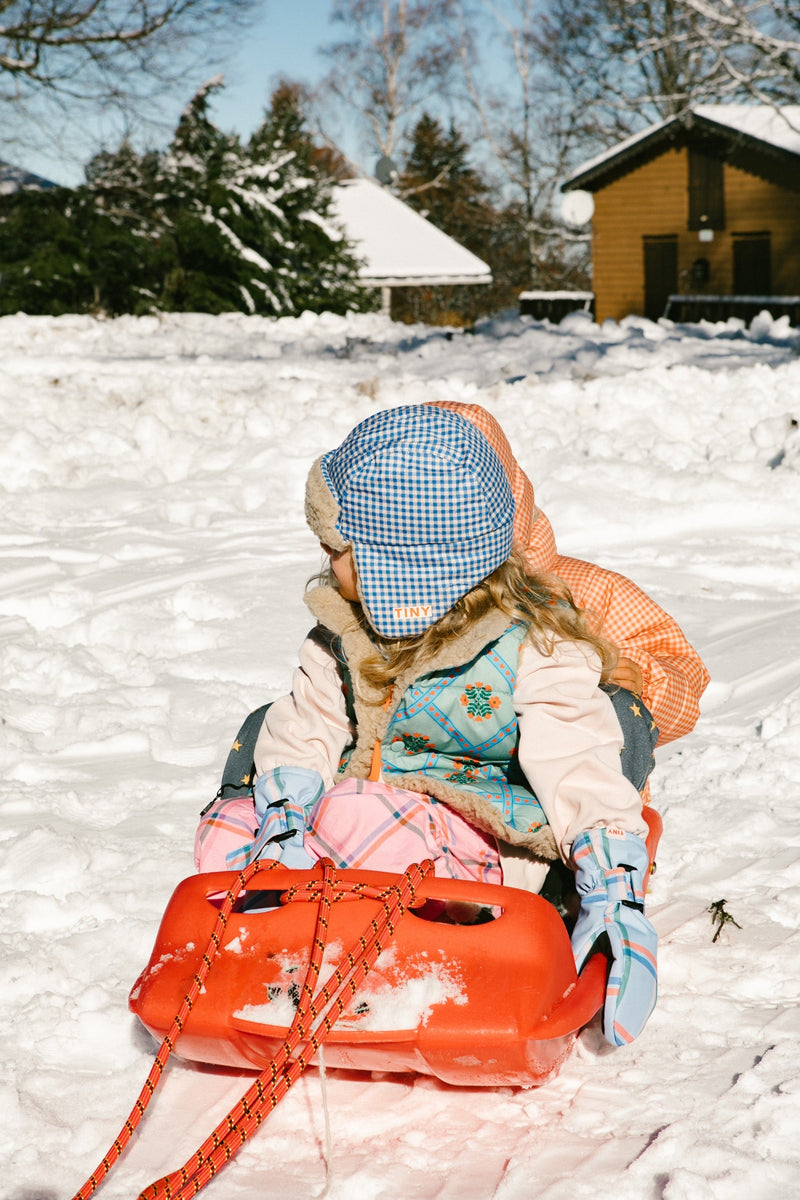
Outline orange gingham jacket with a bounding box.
[432,401,710,746]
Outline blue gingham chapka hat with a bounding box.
[305,405,515,638]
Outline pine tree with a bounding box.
[0,78,371,318]
[153,77,261,313]
[0,187,94,315]
[83,141,166,313]
[393,111,589,325]
[242,82,369,316]
[394,114,510,324]
[142,78,370,316]
[399,114,492,252]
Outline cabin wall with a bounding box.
[591,151,800,322]
[592,150,685,322]
[724,164,800,296]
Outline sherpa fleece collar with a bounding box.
[303,584,559,862]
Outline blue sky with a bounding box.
[212,1,336,141]
[17,1,361,186]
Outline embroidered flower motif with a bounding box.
[459,682,502,720]
[392,732,436,755]
[444,758,483,784]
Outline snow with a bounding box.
[564,103,800,189]
[2,304,800,1199]
[234,941,467,1034]
[332,177,492,286]
[695,104,800,153]
[0,159,59,194]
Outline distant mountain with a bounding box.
[0,161,59,195]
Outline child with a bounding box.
[430,401,709,748]
[196,404,658,1046]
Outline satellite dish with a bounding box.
[560,190,595,227]
[375,155,399,185]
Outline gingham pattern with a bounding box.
[570,827,658,1046]
[429,400,555,572]
[320,405,514,638]
[554,556,710,745]
[433,401,710,746]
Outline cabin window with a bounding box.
[733,232,771,295]
[688,150,725,231]
[643,235,678,320]
[690,257,710,286]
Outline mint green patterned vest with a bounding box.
[379,621,548,837]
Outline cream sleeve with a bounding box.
[253,631,354,787]
[514,639,648,860]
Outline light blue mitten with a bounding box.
[570,827,657,1047]
[225,766,325,871]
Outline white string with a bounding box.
[315,1044,334,1198]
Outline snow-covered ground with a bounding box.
[2,307,799,1200]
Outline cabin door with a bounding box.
[733,233,771,295]
[643,236,678,320]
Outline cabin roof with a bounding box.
[563,105,800,194]
[332,177,492,287]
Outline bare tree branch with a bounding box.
[0,0,259,161]
[318,0,459,161]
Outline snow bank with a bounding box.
[2,306,799,1199]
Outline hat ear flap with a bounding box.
[305,456,347,551]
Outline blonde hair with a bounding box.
[313,550,618,697]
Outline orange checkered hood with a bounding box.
[428,401,557,572]
[427,402,711,750]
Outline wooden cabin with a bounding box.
[562,106,800,324]
[332,177,491,316]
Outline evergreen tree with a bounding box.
[0,187,94,316]
[83,141,166,313]
[242,83,368,316]
[393,114,526,325]
[399,114,492,251]
[0,79,372,318]
[123,77,369,316]
[154,77,255,312]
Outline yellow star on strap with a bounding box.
[241,773,251,786]
[231,739,242,752]
[629,701,642,718]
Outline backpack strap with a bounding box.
[200,703,271,815]
[601,685,659,792]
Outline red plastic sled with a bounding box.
[129,809,660,1090]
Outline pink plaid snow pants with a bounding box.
[195,777,501,883]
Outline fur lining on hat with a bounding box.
[305,457,346,551]
[304,583,558,861]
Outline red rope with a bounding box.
[71,857,433,1200]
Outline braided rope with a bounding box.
[71,857,273,1200]
[71,858,433,1200]
[139,859,432,1199]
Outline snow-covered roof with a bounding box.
[332,177,492,287]
[695,104,800,153]
[563,105,800,193]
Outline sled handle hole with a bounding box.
[205,889,286,913]
[408,898,503,925]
